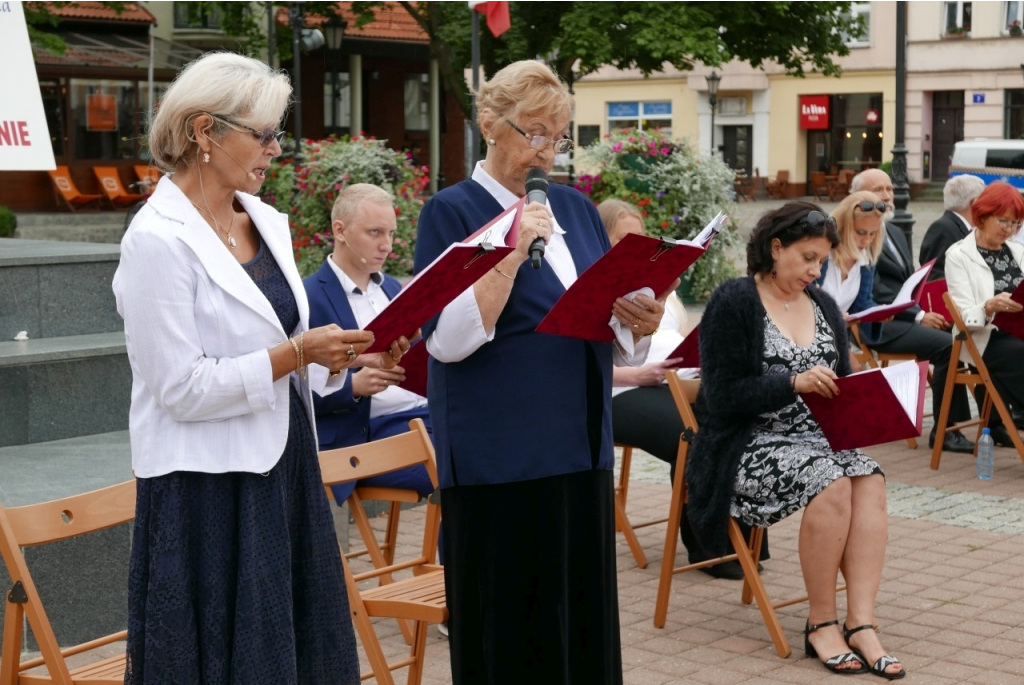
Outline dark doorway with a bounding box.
[932,91,964,181]
[721,125,752,176]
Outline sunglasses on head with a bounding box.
[855,200,887,214]
[209,114,286,147]
[800,210,837,232]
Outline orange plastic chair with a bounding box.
[46,166,103,212]
[132,166,162,196]
[92,167,145,208]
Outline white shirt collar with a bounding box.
[325,255,382,294]
[471,162,566,235]
[952,210,973,232]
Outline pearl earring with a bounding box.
[203,152,210,164]
[488,139,496,146]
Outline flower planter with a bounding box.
[619,154,653,193]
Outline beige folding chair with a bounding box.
[0,481,136,684]
[656,374,845,659]
[613,443,669,569]
[319,419,445,685]
[931,292,1024,469]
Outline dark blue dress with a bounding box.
[125,240,360,685]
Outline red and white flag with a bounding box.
[468,1,511,37]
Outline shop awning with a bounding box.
[33,32,204,71]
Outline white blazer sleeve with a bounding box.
[115,229,277,422]
[945,246,989,331]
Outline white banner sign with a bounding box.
[0,1,56,170]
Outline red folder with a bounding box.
[920,279,951,322]
[361,202,523,353]
[846,259,935,324]
[665,327,699,369]
[801,360,928,451]
[396,340,428,398]
[535,233,706,341]
[993,278,1024,342]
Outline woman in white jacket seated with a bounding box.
[945,181,1024,448]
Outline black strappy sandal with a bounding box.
[843,623,906,680]
[804,620,869,675]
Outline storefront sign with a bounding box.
[866,109,880,124]
[0,1,56,170]
[87,94,118,131]
[799,95,830,130]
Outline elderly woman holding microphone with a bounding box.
[114,53,408,684]
[413,61,665,684]
[945,181,1024,446]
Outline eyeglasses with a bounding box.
[800,210,837,232]
[993,217,1023,230]
[503,117,574,153]
[210,114,286,147]
[855,200,887,214]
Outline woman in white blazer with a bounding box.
[113,53,408,685]
[945,181,1024,447]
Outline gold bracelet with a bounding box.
[289,337,301,374]
[642,327,659,338]
[298,331,307,380]
[493,265,515,281]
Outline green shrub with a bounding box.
[261,136,429,277]
[0,206,16,238]
[575,129,741,301]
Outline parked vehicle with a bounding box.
[949,140,1024,192]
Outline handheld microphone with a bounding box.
[209,138,257,181]
[525,168,549,270]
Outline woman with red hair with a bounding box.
[945,181,1024,446]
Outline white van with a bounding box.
[948,140,1024,191]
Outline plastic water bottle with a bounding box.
[977,428,995,481]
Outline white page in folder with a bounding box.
[879,362,920,419]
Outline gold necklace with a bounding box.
[757,277,797,311]
[190,200,237,249]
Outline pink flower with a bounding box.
[611,142,623,152]
[660,147,670,155]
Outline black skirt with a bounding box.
[124,387,359,685]
[441,468,623,685]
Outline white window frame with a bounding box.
[607,101,672,134]
[1004,0,1024,34]
[845,2,871,47]
[944,1,972,33]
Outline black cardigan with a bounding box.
[684,276,852,556]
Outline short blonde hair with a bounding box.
[331,183,394,225]
[147,53,292,173]
[830,190,886,276]
[597,199,643,241]
[476,60,574,133]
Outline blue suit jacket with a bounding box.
[815,258,883,345]
[413,180,615,489]
[304,258,402,450]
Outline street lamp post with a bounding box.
[891,1,915,247]
[707,71,721,157]
[324,16,346,136]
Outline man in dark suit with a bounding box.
[919,174,984,281]
[304,183,434,504]
[852,169,974,453]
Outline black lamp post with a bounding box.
[891,1,914,246]
[707,71,721,157]
[324,16,346,135]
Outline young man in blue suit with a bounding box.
[304,184,434,504]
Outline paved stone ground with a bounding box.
[350,424,1024,685]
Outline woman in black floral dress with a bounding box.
[945,181,1024,446]
[686,202,905,679]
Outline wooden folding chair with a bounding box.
[656,374,845,659]
[809,172,830,201]
[92,167,145,209]
[613,444,669,569]
[931,292,1024,469]
[849,326,933,450]
[45,167,103,212]
[319,419,445,685]
[764,170,789,199]
[0,481,135,684]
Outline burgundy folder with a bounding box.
[846,259,935,324]
[665,327,699,369]
[920,278,952,323]
[535,233,706,342]
[396,340,428,398]
[801,360,928,451]
[361,200,523,353]
[992,278,1024,342]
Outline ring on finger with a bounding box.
[389,350,400,362]
[816,380,823,386]
[347,344,357,359]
